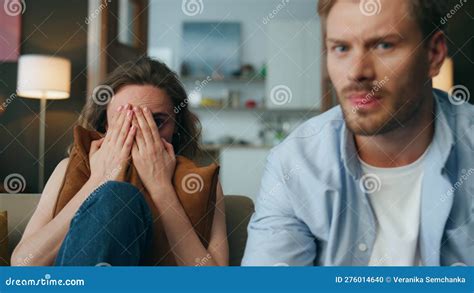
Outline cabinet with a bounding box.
[220,147,270,203]
[265,20,322,110]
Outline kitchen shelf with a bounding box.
[202,144,273,151]
[190,105,321,114]
[181,76,265,83]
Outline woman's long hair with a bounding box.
[68,56,201,159]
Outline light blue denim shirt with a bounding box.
[242,89,474,266]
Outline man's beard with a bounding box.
[339,92,424,136]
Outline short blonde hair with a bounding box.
[317,0,449,40]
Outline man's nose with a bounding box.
[347,50,376,84]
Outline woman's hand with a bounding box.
[89,104,136,185]
[131,106,176,197]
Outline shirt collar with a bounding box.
[341,90,455,179]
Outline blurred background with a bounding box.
[0,0,473,201]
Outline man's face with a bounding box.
[326,0,431,135]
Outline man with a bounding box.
[242,0,473,266]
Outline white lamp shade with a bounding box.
[433,57,454,93]
[17,55,71,100]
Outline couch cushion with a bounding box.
[0,211,9,266]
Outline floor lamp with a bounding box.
[16,55,71,192]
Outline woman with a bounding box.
[11,57,228,266]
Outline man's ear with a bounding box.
[427,30,448,79]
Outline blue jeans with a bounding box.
[54,181,153,266]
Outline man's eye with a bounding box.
[375,42,393,50]
[333,45,348,53]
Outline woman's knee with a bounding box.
[74,181,152,224]
[95,181,143,202]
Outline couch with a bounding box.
[0,193,254,266]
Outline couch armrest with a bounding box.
[224,195,254,266]
[0,193,41,256]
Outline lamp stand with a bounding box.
[38,98,46,192]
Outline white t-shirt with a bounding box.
[359,148,429,266]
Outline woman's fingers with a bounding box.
[105,104,123,144]
[142,106,162,143]
[131,141,139,157]
[133,106,156,148]
[110,104,129,144]
[133,115,146,152]
[162,138,175,158]
[120,124,136,159]
[116,107,133,148]
[90,137,105,157]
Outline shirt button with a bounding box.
[358,243,368,252]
